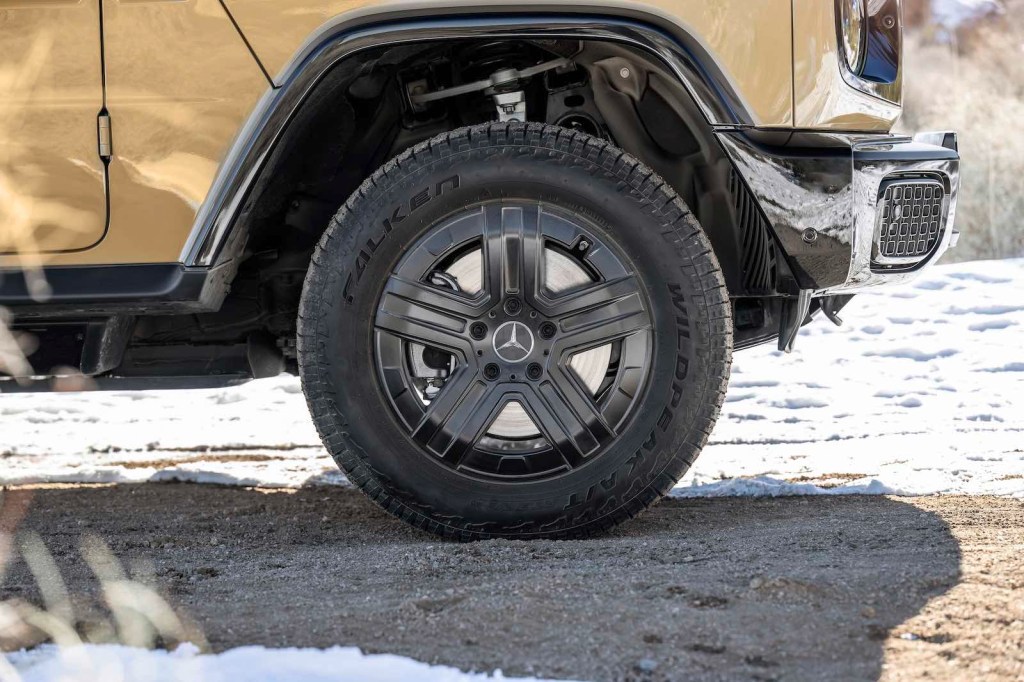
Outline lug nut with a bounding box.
[527,363,544,381]
[503,298,522,316]
[539,322,557,339]
[483,363,501,381]
[470,322,487,340]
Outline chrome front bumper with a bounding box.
[717,129,961,295]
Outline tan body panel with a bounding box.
[792,0,900,131]
[225,0,795,127]
[93,0,269,266]
[0,0,269,268]
[0,0,904,269]
[0,0,107,258]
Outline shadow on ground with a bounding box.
[0,484,962,681]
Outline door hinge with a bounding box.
[97,112,112,160]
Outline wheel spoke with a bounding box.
[482,204,543,301]
[412,373,503,465]
[548,276,650,353]
[387,276,489,318]
[522,374,615,466]
[375,278,477,355]
[545,276,642,320]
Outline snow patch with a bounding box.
[671,476,904,499]
[1,260,1023,499]
[6,644,571,682]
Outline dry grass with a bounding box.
[899,0,1024,262]
[0,309,34,380]
[0,490,206,679]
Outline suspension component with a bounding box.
[407,58,571,106]
[407,58,573,124]
[493,91,526,122]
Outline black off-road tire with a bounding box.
[298,122,731,540]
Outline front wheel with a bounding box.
[298,123,731,539]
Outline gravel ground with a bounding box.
[1,484,1022,681]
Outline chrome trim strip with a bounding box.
[912,130,958,152]
[179,14,756,267]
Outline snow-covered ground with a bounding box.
[1,259,1022,498]
[6,644,572,682]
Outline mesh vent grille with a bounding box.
[876,180,946,263]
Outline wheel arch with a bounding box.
[177,10,790,369]
[181,11,760,264]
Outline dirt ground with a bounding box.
[1,484,1022,681]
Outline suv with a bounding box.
[0,0,959,539]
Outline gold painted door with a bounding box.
[0,0,108,256]
[97,0,269,266]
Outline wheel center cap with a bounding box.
[492,321,535,363]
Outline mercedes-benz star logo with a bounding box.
[492,321,535,363]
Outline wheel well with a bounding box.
[132,37,781,367]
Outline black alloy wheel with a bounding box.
[373,201,654,482]
[299,123,732,540]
